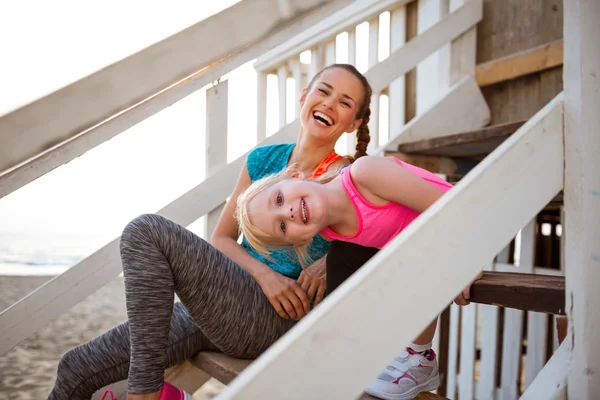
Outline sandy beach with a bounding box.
[0,275,224,400]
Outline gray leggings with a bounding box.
[49,214,296,399]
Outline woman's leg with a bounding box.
[49,302,210,400]
[120,214,295,395]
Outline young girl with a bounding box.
[236,155,453,400]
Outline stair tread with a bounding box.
[471,271,565,315]
[192,352,448,398]
[395,120,526,158]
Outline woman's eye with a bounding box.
[319,89,328,95]
[341,101,350,107]
[276,193,283,205]
[280,221,286,233]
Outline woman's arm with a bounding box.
[211,163,310,320]
[351,156,446,212]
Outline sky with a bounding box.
[0,1,390,241]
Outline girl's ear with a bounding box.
[287,169,306,180]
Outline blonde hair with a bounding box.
[235,165,338,268]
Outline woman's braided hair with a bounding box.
[306,64,373,160]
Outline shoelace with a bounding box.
[100,390,116,400]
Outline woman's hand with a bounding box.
[298,256,327,307]
[257,269,310,320]
[454,271,483,306]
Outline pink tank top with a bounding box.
[320,157,453,249]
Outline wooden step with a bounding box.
[394,120,526,158]
[470,271,565,315]
[192,352,449,399]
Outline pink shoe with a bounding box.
[159,382,194,400]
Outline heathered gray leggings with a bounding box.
[49,214,296,399]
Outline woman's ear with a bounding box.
[299,88,307,107]
[287,170,306,180]
[347,118,363,134]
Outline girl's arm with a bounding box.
[350,156,446,212]
[211,163,310,320]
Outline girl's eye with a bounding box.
[280,221,286,233]
[276,193,283,205]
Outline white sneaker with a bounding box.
[365,348,440,400]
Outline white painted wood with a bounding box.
[417,0,445,113]
[0,122,300,356]
[0,0,348,180]
[0,0,354,200]
[499,308,523,400]
[347,28,357,66]
[520,340,569,400]
[254,0,410,72]
[446,303,460,398]
[388,7,407,143]
[290,60,303,117]
[564,1,600,398]
[308,46,323,81]
[325,40,336,66]
[459,303,477,400]
[257,72,268,142]
[217,95,565,400]
[277,0,295,18]
[204,81,229,239]
[448,0,477,84]
[380,76,490,153]
[479,307,499,400]
[367,17,381,152]
[519,220,549,390]
[366,0,482,95]
[277,66,288,128]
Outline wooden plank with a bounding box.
[458,304,477,400]
[470,272,565,315]
[476,40,564,87]
[445,303,460,398]
[563,0,600,397]
[520,340,569,400]
[388,6,407,139]
[217,94,564,400]
[436,306,451,397]
[499,308,523,400]
[0,122,300,357]
[367,16,380,152]
[257,72,268,142]
[477,0,563,125]
[277,66,288,128]
[0,0,353,200]
[381,76,490,153]
[254,0,409,72]
[448,0,477,85]
[395,120,525,157]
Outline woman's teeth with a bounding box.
[313,111,332,126]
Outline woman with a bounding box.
[48,63,374,400]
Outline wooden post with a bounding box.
[388,6,407,140]
[367,17,380,152]
[277,66,288,128]
[257,72,268,142]
[563,0,600,398]
[204,80,228,239]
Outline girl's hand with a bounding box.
[257,270,310,320]
[454,271,483,306]
[298,256,327,306]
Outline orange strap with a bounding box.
[309,152,343,178]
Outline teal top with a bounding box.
[242,144,331,279]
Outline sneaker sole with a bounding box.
[364,375,440,400]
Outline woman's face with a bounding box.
[299,67,364,144]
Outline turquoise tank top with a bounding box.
[242,144,331,279]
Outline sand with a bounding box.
[0,275,224,400]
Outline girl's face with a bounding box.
[248,177,329,247]
[300,68,364,144]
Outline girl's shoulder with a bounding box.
[349,155,398,183]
